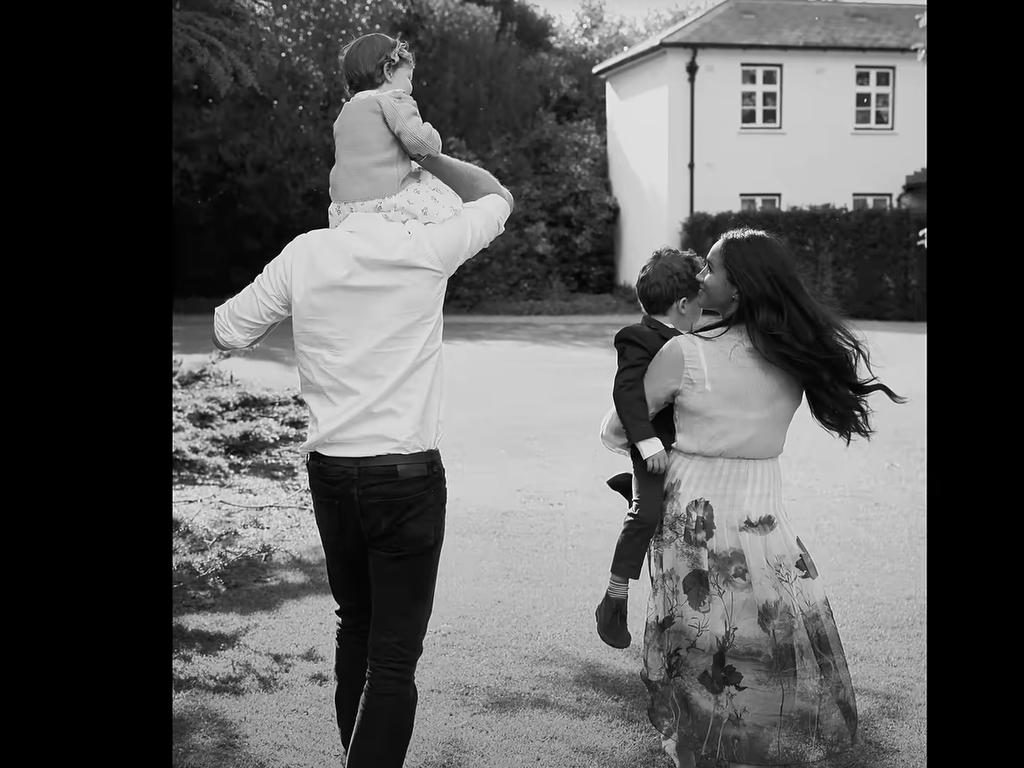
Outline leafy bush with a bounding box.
[173,0,621,304]
[682,207,927,321]
[444,115,619,309]
[172,355,317,602]
[172,359,308,481]
[173,513,278,597]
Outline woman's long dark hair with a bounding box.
[695,228,905,443]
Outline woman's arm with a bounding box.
[643,338,686,416]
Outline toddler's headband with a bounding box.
[382,38,410,72]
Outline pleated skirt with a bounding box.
[642,452,857,767]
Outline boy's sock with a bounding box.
[606,576,628,600]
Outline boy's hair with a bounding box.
[341,33,415,95]
[635,247,702,315]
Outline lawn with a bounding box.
[172,316,926,768]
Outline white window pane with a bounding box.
[761,198,778,211]
[762,69,778,85]
[856,93,871,107]
[763,109,777,124]
[763,92,777,107]
[741,198,756,211]
[856,71,870,86]
[875,109,890,125]
[855,109,871,124]
[853,198,867,210]
[742,91,757,106]
[876,93,890,108]
[876,71,890,86]
[742,69,756,84]
[871,197,888,209]
[741,108,756,124]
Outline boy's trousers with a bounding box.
[608,445,666,580]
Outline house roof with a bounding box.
[903,167,926,189]
[593,0,927,77]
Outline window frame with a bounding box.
[853,65,896,131]
[739,193,782,212]
[739,63,783,130]
[852,193,893,210]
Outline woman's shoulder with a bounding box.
[677,325,751,361]
[685,321,745,343]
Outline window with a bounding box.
[852,194,892,210]
[740,194,781,211]
[740,65,781,128]
[854,67,894,129]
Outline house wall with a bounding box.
[687,47,927,215]
[604,46,927,284]
[603,53,674,288]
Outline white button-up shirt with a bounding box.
[213,194,511,456]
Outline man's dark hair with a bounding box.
[635,247,702,315]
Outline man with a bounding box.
[212,153,513,767]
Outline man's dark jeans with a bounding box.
[609,446,665,581]
[306,449,447,768]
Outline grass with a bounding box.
[172,318,925,768]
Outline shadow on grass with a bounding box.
[174,554,328,618]
[173,624,247,659]
[476,653,665,767]
[477,649,916,768]
[820,685,919,768]
[481,656,649,724]
[172,642,308,695]
[173,704,276,768]
[173,554,332,696]
[410,736,476,768]
[172,613,329,696]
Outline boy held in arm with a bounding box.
[595,248,704,649]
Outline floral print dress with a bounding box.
[327,166,462,228]
[601,327,857,767]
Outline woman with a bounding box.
[601,228,903,767]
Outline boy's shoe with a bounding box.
[606,472,633,505]
[595,593,631,648]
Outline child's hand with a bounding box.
[646,449,668,474]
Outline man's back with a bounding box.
[291,219,448,455]
[214,194,511,456]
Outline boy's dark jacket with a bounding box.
[612,315,682,452]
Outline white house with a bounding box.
[592,0,927,285]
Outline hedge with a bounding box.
[681,207,927,321]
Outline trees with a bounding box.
[172,0,702,301]
[172,0,263,97]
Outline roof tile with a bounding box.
[595,0,926,76]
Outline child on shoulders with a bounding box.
[327,33,462,228]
